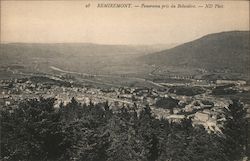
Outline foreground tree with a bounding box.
[223,99,248,161]
[1,98,64,161]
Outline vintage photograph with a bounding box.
[0,0,249,161]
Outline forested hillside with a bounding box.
[142,31,250,74]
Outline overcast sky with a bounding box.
[1,0,249,44]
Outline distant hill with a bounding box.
[141,31,250,74]
[0,43,152,58]
[0,43,175,75]
[0,43,176,57]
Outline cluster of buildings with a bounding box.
[0,77,249,133]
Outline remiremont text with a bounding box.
[97,3,133,8]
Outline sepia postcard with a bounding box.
[0,0,249,161]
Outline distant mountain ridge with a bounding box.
[141,31,250,73]
[0,42,176,76]
[0,43,176,57]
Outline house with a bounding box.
[194,111,209,122]
[216,80,246,86]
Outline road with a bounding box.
[50,66,165,88]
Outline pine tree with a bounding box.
[138,105,160,161]
[223,99,248,161]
